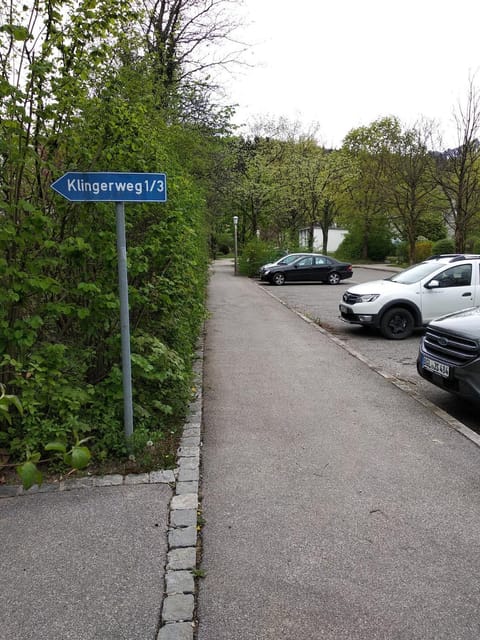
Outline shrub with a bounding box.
[415,240,434,262]
[1,190,209,465]
[335,228,393,262]
[214,232,233,255]
[465,236,480,254]
[238,239,276,277]
[394,241,409,264]
[431,237,455,255]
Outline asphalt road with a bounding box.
[257,266,480,435]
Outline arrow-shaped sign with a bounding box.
[51,171,167,202]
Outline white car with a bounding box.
[339,254,480,339]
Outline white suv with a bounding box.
[339,255,480,339]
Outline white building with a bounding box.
[299,226,348,253]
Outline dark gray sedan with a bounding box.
[260,254,353,286]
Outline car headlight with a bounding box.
[264,269,270,275]
[358,294,380,302]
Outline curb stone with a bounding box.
[157,340,204,639]
[0,367,201,499]
[158,622,194,640]
[0,464,176,500]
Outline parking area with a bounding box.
[257,266,480,434]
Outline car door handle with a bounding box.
[462,292,471,296]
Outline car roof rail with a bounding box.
[425,253,480,261]
[426,253,463,260]
[449,254,480,262]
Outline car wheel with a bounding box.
[272,272,286,286]
[327,271,341,285]
[380,307,414,340]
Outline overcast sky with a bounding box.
[222,0,480,148]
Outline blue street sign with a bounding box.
[51,171,167,202]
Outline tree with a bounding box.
[284,138,330,251]
[231,118,346,252]
[315,152,347,253]
[383,120,442,263]
[234,137,278,242]
[340,117,400,259]
[141,0,245,123]
[433,78,480,252]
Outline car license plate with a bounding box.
[422,356,450,378]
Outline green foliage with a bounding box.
[214,232,233,255]
[192,568,206,578]
[238,239,277,277]
[432,237,455,255]
[415,240,434,262]
[335,228,393,262]
[17,432,92,490]
[394,241,409,264]
[125,425,177,471]
[394,239,434,264]
[0,0,210,466]
[0,383,23,427]
[416,215,447,242]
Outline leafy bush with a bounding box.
[465,236,480,253]
[431,237,455,255]
[368,231,394,261]
[0,0,215,470]
[238,239,277,277]
[1,140,209,467]
[394,241,409,264]
[335,228,393,262]
[415,240,434,262]
[214,232,233,255]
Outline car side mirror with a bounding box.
[425,279,440,289]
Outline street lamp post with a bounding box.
[233,216,239,275]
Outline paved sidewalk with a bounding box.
[0,483,172,640]
[197,260,480,640]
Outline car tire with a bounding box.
[380,307,414,339]
[327,271,341,285]
[272,272,286,286]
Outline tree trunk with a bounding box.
[308,225,314,252]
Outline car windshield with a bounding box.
[387,261,445,284]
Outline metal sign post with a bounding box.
[115,202,134,438]
[51,171,167,439]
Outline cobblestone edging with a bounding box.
[0,469,176,499]
[157,343,203,640]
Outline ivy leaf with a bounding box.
[17,461,43,490]
[71,446,91,469]
[45,441,67,454]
